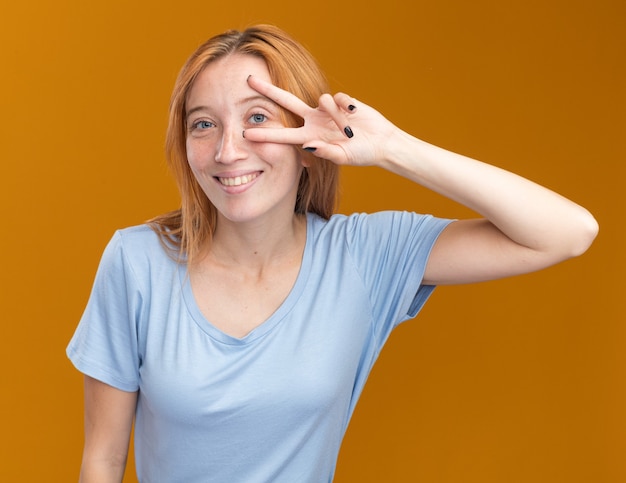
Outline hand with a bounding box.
[243,75,398,167]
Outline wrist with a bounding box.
[379,129,431,181]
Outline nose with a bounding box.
[215,124,247,164]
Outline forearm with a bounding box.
[79,456,127,483]
[380,129,598,257]
[80,377,136,483]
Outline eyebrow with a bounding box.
[186,95,276,121]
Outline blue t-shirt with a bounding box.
[67,211,452,482]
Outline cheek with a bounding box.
[252,142,304,169]
[185,139,212,171]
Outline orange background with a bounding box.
[1,1,624,481]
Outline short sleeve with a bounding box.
[66,232,142,392]
[345,211,453,336]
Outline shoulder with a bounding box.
[307,210,396,232]
[306,211,452,263]
[98,224,176,280]
[105,224,166,254]
[115,223,160,240]
[309,211,449,239]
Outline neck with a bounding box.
[202,213,307,271]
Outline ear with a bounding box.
[300,150,313,168]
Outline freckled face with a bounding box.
[185,54,304,226]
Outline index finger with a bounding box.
[247,75,311,118]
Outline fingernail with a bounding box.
[247,74,252,82]
[303,147,317,152]
[242,130,246,138]
[344,126,354,138]
[348,104,356,111]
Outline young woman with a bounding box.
[67,24,598,482]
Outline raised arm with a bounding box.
[380,134,598,284]
[79,376,137,483]
[243,76,598,284]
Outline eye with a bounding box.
[249,113,267,124]
[192,120,214,130]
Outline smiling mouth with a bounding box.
[217,173,259,187]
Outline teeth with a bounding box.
[218,173,258,186]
